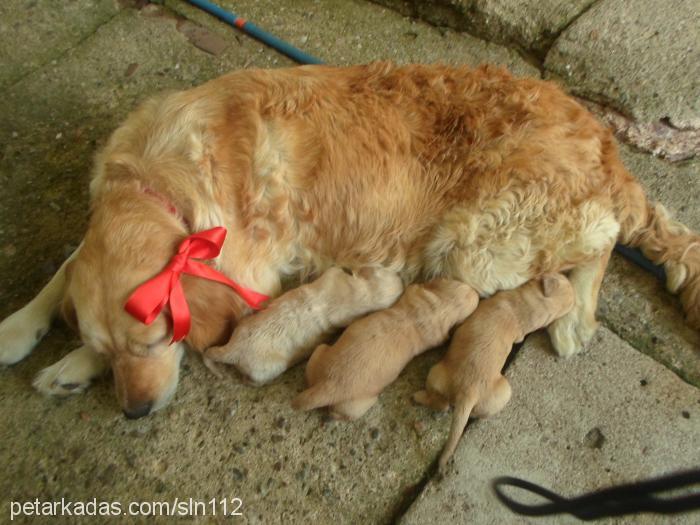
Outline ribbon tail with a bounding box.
[169,276,191,343]
[185,261,269,310]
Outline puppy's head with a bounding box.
[64,186,247,418]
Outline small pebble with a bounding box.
[413,420,426,436]
[79,411,91,422]
[584,427,605,449]
[124,63,139,78]
[55,132,63,140]
[231,468,246,481]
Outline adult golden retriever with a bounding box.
[1,62,698,418]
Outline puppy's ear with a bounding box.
[541,274,560,297]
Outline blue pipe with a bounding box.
[185,0,324,65]
[185,0,665,283]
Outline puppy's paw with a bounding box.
[33,346,108,396]
[203,344,234,364]
[413,390,432,407]
[0,308,50,365]
[547,312,597,358]
[413,389,450,411]
[202,356,224,379]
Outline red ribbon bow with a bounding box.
[124,226,269,343]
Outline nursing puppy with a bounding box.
[292,280,478,419]
[414,274,574,468]
[204,266,403,384]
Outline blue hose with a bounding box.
[185,0,324,65]
[185,0,666,283]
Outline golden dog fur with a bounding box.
[204,266,403,384]
[3,62,699,416]
[293,279,478,419]
[414,274,574,467]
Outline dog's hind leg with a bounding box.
[0,246,80,365]
[33,345,108,396]
[548,247,612,357]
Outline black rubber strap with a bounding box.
[614,244,666,282]
[492,469,700,520]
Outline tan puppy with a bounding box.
[204,266,403,384]
[414,274,575,468]
[292,280,479,419]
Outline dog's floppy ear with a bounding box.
[184,275,245,352]
[541,274,560,297]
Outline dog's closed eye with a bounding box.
[129,334,170,356]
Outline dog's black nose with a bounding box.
[123,402,153,419]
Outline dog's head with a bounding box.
[64,186,247,418]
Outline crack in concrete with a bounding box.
[4,10,123,92]
[540,0,603,62]
[388,340,529,523]
[600,318,699,389]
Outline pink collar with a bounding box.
[142,186,191,230]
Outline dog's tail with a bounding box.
[613,158,700,329]
[291,381,341,411]
[439,388,478,469]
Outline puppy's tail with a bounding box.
[291,382,340,411]
[439,389,478,469]
[614,162,700,329]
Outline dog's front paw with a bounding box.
[0,308,50,365]
[547,312,597,358]
[33,346,108,396]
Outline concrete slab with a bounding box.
[1,339,453,524]
[165,0,539,74]
[399,328,700,524]
[545,0,700,129]
[597,143,700,387]
[600,254,700,388]
[0,0,120,89]
[371,0,596,57]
